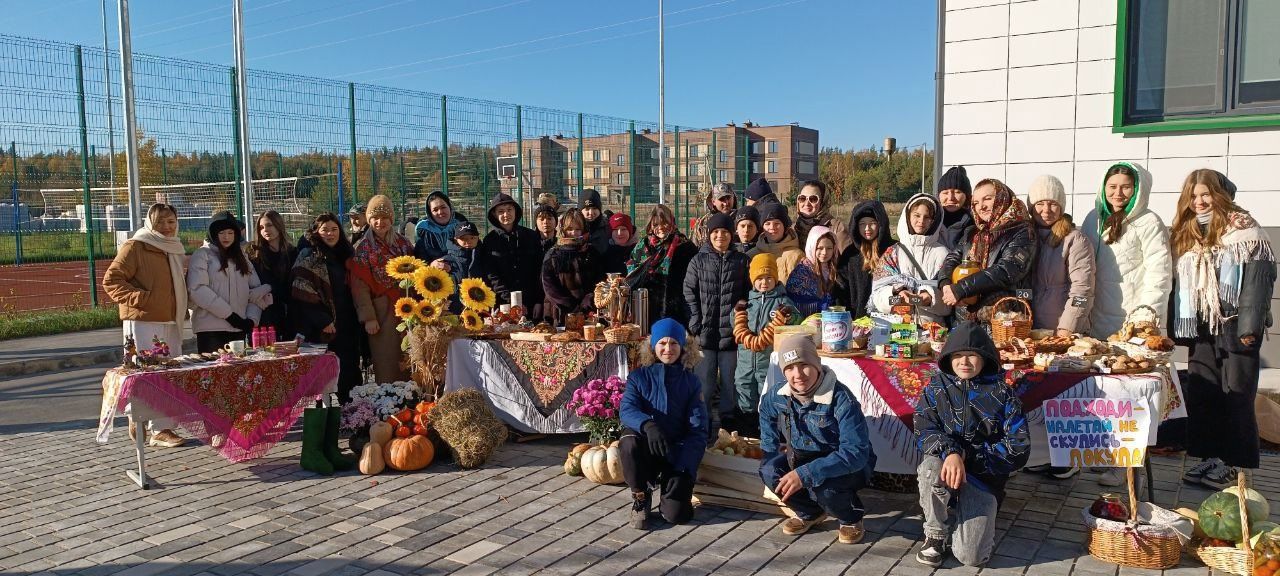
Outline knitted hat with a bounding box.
[1027,174,1066,208]
[706,212,734,234]
[366,194,395,219]
[608,213,635,233]
[649,317,687,348]
[757,201,792,229]
[776,334,820,371]
[749,253,778,282]
[580,188,603,209]
[454,221,479,239]
[734,205,760,228]
[937,166,972,195]
[535,192,560,211]
[745,178,774,202]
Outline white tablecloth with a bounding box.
[442,339,630,434]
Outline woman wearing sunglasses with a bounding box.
[792,180,850,254]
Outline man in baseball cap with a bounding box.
[759,335,876,544]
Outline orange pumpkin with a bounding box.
[394,425,412,438]
[383,435,435,471]
[392,408,415,425]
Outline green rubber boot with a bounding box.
[300,407,334,475]
[324,406,357,471]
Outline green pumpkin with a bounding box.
[1199,492,1247,542]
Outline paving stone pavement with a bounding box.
[2,422,1278,575]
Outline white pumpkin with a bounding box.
[579,442,624,484]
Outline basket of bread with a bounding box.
[1107,305,1173,363]
[1030,329,1076,354]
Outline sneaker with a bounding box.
[1200,462,1238,490]
[148,428,187,448]
[837,522,865,544]
[1183,458,1221,485]
[630,491,651,530]
[1049,463,1081,479]
[916,536,948,567]
[781,514,827,536]
[1023,463,1052,474]
[1098,468,1124,487]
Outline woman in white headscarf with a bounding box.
[103,202,190,447]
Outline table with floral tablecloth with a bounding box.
[97,351,339,482]
[442,338,634,434]
[766,356,1186,474]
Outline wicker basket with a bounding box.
[604,324,639,344]
[1110,305,1173,363]
[1084,468,1188,569]
[991,296,1033,346]
[1194,470,1255,575]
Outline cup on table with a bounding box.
[227,340,246,355]
[500,304,512,314]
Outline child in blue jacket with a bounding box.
[619,318,708,530]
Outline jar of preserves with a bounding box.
[950,259,982,306]
[1255,532,1280,576]
[1089,493,1129,522]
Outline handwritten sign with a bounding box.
[1043,397,1150,468]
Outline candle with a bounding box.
[511,291,523,308]
[500,304,512,314]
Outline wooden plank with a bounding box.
[692,494,796,518]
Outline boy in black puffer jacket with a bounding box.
[913,322,1029,568]
[479,193,545,320]
[683,212,750,441]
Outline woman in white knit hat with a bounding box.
[1023,175,1095,479]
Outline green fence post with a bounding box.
[674,126,681,231]
[277,152,284,178]
[348,82,358,204]
[399,155,406,218]
[628,121,636,221]
[10,141,20,266]
[90,144,98,188]
[576,113,584,196]
[74,45,98,306]
[161,148,168,186]
[230,67,243,216]
[440,95,449,198]
[482,150,490,232]
[371,155,378,196]
[515,105,523,204]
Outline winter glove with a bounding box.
[226,313,255,333]
[734,300,748,313]
[642,420,668,458]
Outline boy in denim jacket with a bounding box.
[759,335,876,544]
[914,321,1029,568]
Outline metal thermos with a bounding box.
[631,288,649,337]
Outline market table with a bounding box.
[442,338,632,434]
[765,356,1186,475]
[97,350,339,488]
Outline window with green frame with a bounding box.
[1115,0,1280,133]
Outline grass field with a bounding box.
[0,305,120,340]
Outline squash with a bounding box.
[579,442,624,484]
[383,435,435,471]
[369,421,394,446]
[359,441,385,475]
[564,444,592,477]
[1223,486,1270,521]
[1199,491,1247,542]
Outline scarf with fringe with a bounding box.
[1173,211,1274,338]
[131,221,188,325]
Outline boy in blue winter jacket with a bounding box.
[913,321,1029,568]
[732,252,794,438]
[444,222,484,313]
[619,318,709,530]
[759,335,876,544]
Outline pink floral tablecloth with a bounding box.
[97,353,338,462]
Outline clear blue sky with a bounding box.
[2,0,938,150]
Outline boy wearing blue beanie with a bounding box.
[619,318,709,530]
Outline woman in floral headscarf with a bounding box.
[626,204,698,327]
[937,178,1038,324]
[347,194,414,384]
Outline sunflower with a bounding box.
[460,309,483,331]
[412,266,455,301]
[393,297,418,320]
[459,278,497,311]
[386,255,425,280]
[413,299,442,323]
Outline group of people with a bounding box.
[610,163,1274,568]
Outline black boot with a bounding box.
[630,490,652,530]
[324,406,357,471]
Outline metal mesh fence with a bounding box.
[0,33,758,313]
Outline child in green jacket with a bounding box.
[732,252,794,438]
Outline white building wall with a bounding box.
[941,0,1280,226]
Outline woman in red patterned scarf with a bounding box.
[937,178,1038,324]
[348,194,414,384]
[626,204,698,328]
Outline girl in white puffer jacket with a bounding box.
[1080,162,1172,340]
[870,193,952,325]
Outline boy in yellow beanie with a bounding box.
[732,252,795,437]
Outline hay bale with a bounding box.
[431,389,507,468]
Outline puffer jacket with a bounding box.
[937,217,1038,323]
[759,231,805,284]
[479,193,545,316]
[733,286,795,396]
[683,244,750,350]
[1080,162,1171,339]
[541,239,602,317]
[1032,225,1095,333]
[915,322,1029,500]
[584,213,612,256]
[103,240,183,323]
[620,361,708,478]
[870,193,951,324]
[759,366,876,488]
[187,241,271,333]
[413,191,468,264]
[836,200,896,319]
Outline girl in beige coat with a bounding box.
[1027,175,1095,335]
